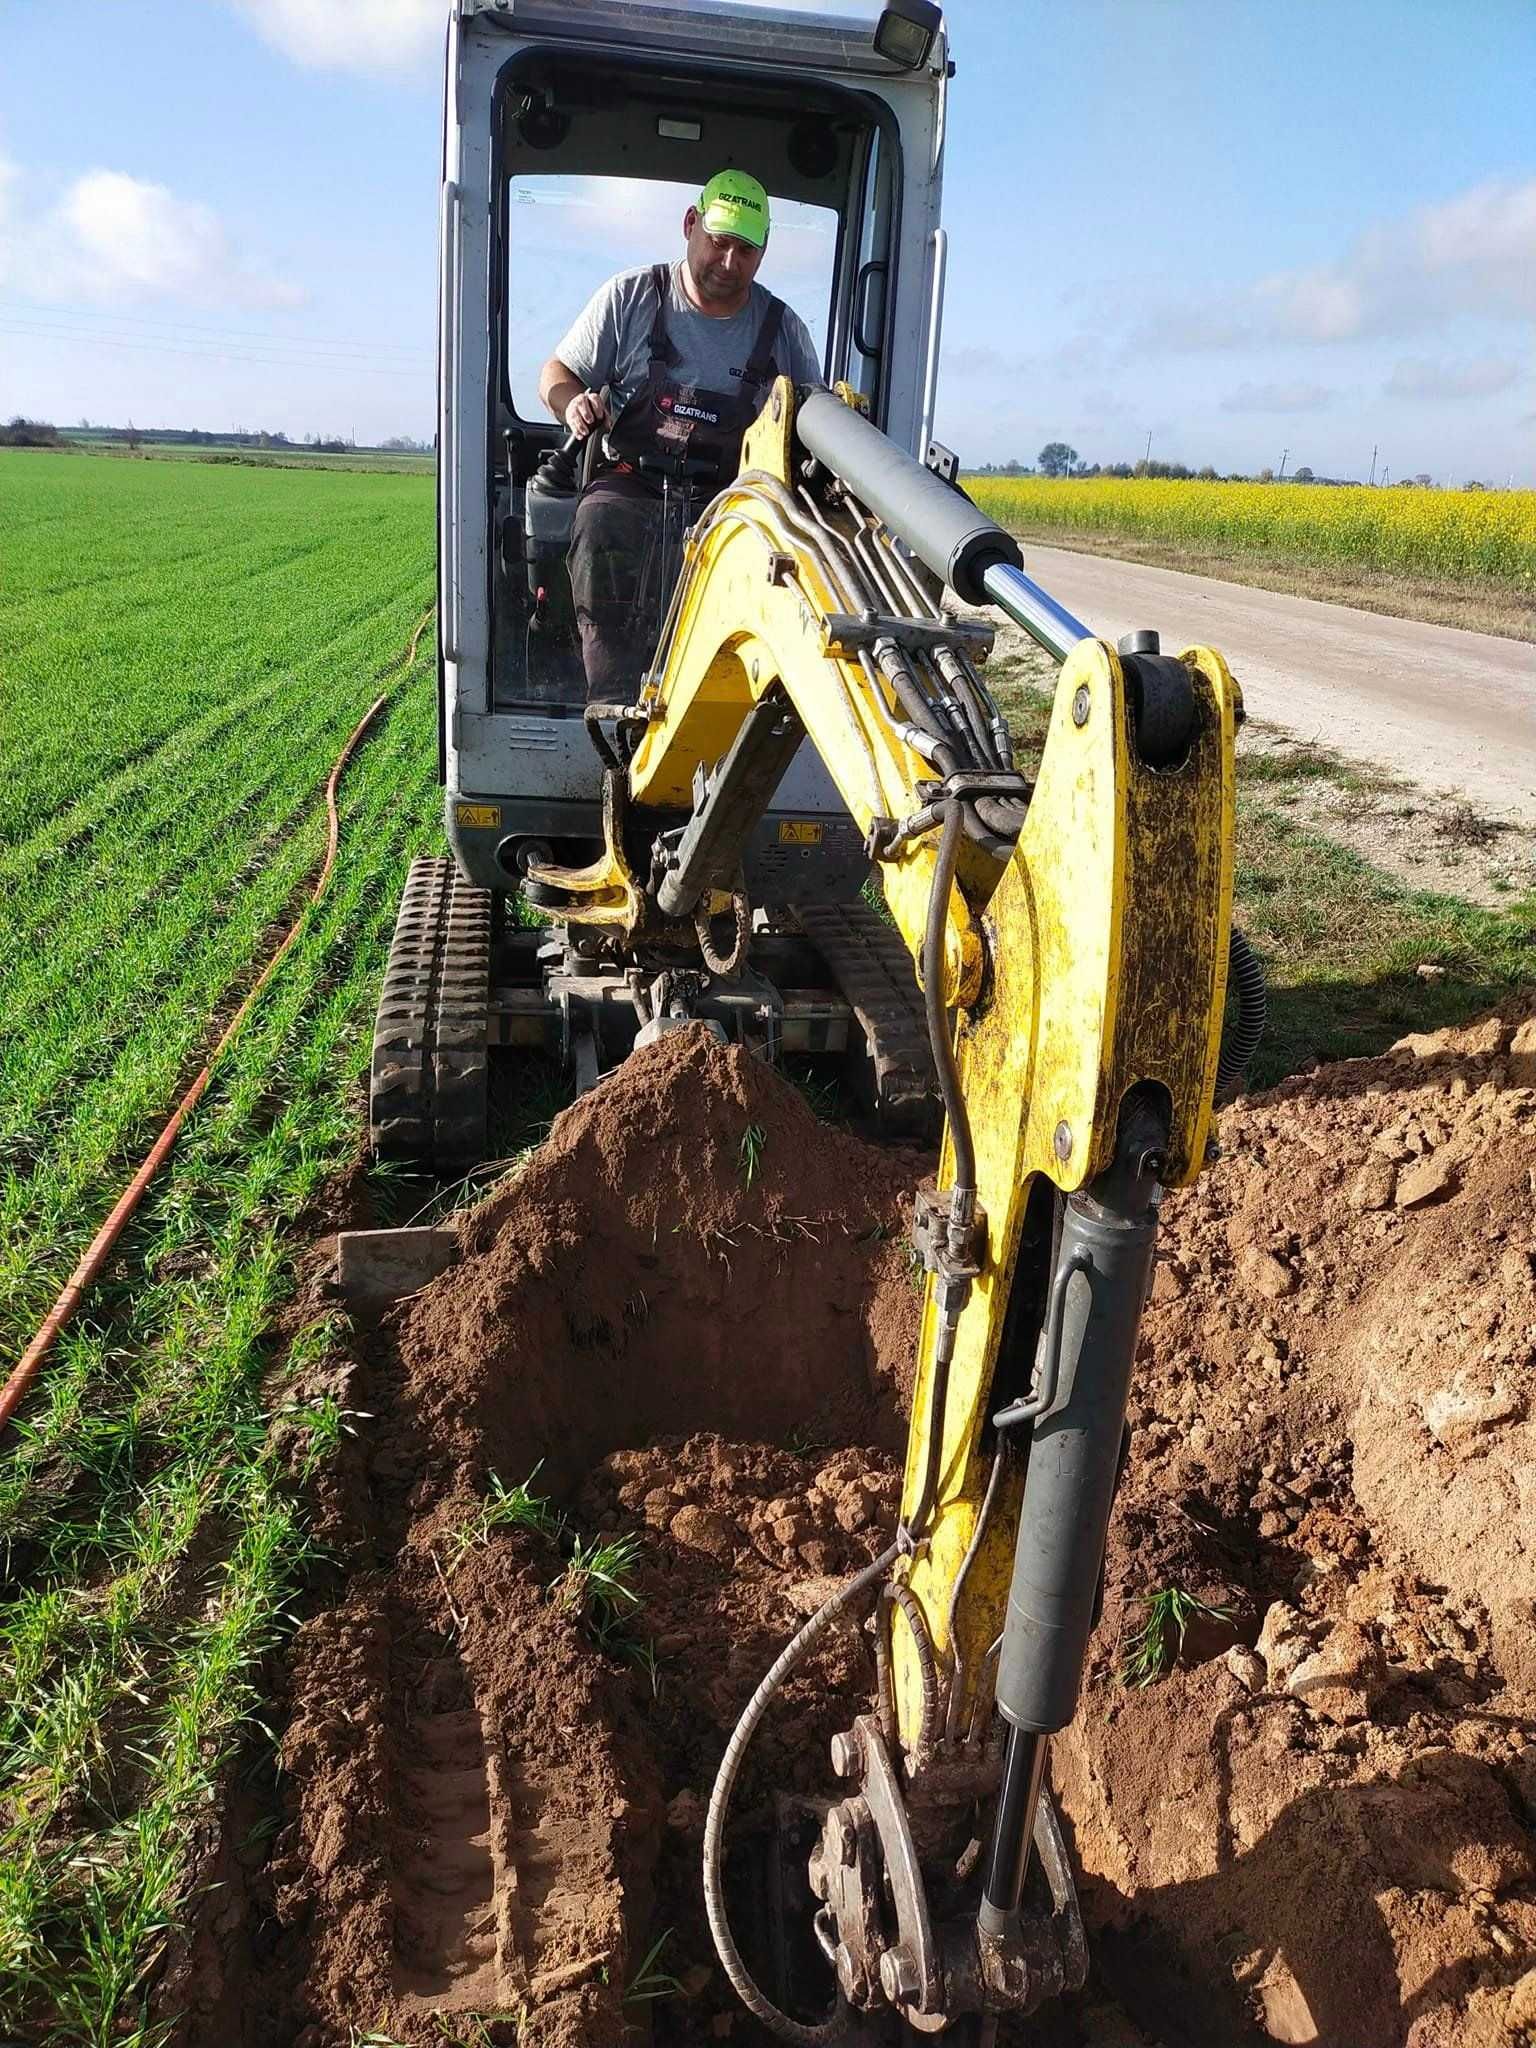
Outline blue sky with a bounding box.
[2,0,1532,484]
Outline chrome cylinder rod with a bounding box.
[977,1723,1049,1935]
[981,559,1092,666]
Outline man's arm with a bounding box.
[543,272,631,438]
[539,356,610,439]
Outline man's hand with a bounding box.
[563,389,611,440]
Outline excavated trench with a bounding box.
[172,1015,1536,2048]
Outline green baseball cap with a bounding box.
[698,169,770,249]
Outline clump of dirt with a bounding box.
[1055,1004,1536,2047]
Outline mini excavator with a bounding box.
[375,4,1265,2037]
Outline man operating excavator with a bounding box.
[538,169,824,700]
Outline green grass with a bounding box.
[739,1121,766,1187]
[552,1532,644,1650]
[624,1927,685,2005]
[0,448,439,2039]
[1119,1587,1232,1688]
[440,1467,562,1572]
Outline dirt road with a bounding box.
[1015,541,1536,824]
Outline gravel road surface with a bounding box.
[1014,542,1536,824]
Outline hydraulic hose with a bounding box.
[900,797,975,1551]
[796,389,1022,604]
[0,607,434,1440]
[1216,928,1267,1097]
[921,800,975,1199]
[703,1542,898,2044]
[886,1580,940,1753]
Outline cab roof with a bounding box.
[458,0,948,82]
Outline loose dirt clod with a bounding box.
[184,1012,1536,2048]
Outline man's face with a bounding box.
[683,206,766,305]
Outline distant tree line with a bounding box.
[965,441,1499,490]
[975,442,1262,483]
[1,420,434,457]
[1,417,65,447]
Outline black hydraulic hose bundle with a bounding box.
[731,468,1012,813]
[1217,928,1267,1096]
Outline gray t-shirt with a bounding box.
[555,262,823,412]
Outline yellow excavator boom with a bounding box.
[529,376,1242,2039]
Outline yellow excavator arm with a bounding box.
[531,378,1243,2040]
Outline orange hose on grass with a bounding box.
[0,608,434,1436]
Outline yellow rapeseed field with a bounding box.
[966,476,1536,593]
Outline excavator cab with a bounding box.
[441,0,950,897]
[376,1,955,1168]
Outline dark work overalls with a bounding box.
[566,261,785,701]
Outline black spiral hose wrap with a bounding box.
[1216,928,1267,1097]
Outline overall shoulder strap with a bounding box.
[646,263,681,367]
[742,293,787,386]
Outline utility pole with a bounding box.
[1368,443,1377,487]
[1278,446,1289,483]
[1144,429,1153,466]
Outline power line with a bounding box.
[0,318,431,378]
[0,297,432,361]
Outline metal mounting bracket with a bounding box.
[822,612,995,662]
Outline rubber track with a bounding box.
[793,899,937,1123]
[370,855,491,1172]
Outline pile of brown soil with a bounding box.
[392,1022,921,1500]
[197,1028,921,2047]
[1055,1005,1536,2046]
[180,1010,1536,2048]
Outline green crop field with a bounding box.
[0,449,438,2039]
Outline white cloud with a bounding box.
[0,166,301,310]
[65,173,225,295]
[1384,355,1522,401]
[1220,381,1334,414]
[1253,268,1371,345]
[1145,176,1536,353]
[1414,179,1536,316]
[230,0,443,72]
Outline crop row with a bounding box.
[0,450,440,2036]
[967,475,1536,590]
